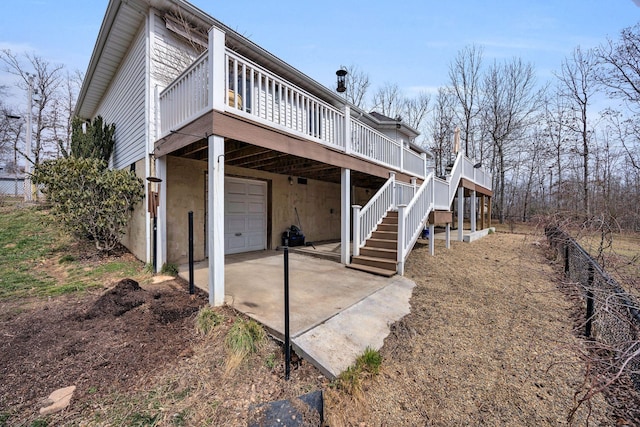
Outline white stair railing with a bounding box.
[352,174,395,257]
[397,172,435,275]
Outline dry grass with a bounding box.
[325,232,614,426]
[87,306,327,426]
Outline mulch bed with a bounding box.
[0,278,207,424]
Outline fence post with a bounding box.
[564,244,570,276]
[284,246,291,380]
[585,264,594,338]
[188,211,194,295]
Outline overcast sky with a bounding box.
[1,0,639,109]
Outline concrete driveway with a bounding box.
[179,248,415,378]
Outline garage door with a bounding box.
[224,177,267,254]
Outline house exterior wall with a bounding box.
[166,155,207,263]
[120,158,148,261]
[149,10,201,141]
[225,165,343,250]
[95,26,147,170]
[163,155,349,264]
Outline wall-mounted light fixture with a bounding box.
[336,68,347,93]
[146,176,163,273]
[288,176,293,185]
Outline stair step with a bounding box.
[385,211,398,217]
[381,216,398,225]
[366,238,397,249]
[377,223,397,232]
[371,230,397,240]
[346,263,396,277]
[360,247,397,260]
[351,255,397,270]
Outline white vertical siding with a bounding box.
[96,27,147,170]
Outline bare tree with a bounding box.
[341,64,370,109]
[542,87,571,211]
[402,91,431,133]
[0,50,64,169]
[481,58,541,223]
[371,82,403,119]
[556,47,599,217]
[596,23,640,108]
[429,87,456,175]
[449,44,484,158]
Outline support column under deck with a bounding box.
[341,168,351,264]
[480,194,486,230]
[208,135,225,306]
[470,189,477,233]
[445,223,451,249]
[457,187,464,241]
[429,224,435,256]
[156,156,167,271]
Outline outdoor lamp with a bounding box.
[336,69,347,93]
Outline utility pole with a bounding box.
[24,74,34,202]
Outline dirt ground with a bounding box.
[1,230,639,425]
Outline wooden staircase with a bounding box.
[347,211,398,277]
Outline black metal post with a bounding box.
[188,211,195,295]
[564,245,570,276]
[586,265,594,337]
[153,216,158,273]
[284,246,291,380]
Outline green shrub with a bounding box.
[32,157,144,252]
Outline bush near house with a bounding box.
[32,157,144,252]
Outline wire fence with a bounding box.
[0,178,24,196]
[545,226,640,389]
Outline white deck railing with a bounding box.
[403,147,425,178]
[159,51,209,135]
[158,43,427,179]
[350,119,401,170]
[225,50,346,152]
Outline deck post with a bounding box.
[156,155,167,271]
[429,224,435,256]
[343,105,351,155]
[209,26,226,111]
[397,204,406,275]
[352,205,361,258]
[445,223,451,249]
[480,194,486,230]
[457,187,464,241]
[470,189,477,233]
[340,168,351,264]
[208,134,225,306]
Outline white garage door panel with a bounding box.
[247,184,264,195]
[227,181,247,194]
[224,177,267,255]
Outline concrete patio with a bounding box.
[178,245,415,379]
